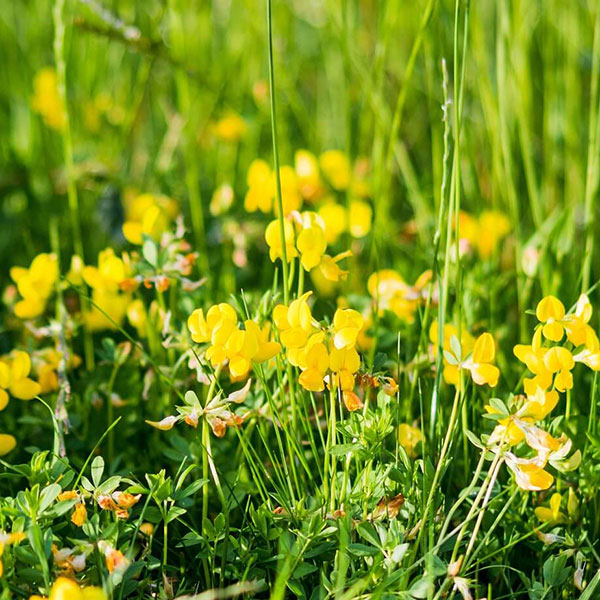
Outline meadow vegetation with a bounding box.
[1,0,600,598]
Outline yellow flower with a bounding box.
[542,346,574,374]
[477,211,511,258]
[225,328,260,379]
[463,333,500,387]
[368,269,429,323]
[295,212,328,271]
[47,576,107,600]
[66,255,84,286]
[82,248,128,293]
[245,159,273,213]
[348,200,372,238]
[295,150,325,201]
[274,166,303,215]
[212,112,247,142]
[398,424,424,459]
[505,455,554,491]
[188,303,238,368]
[297,339,329,392]
[534,493,567,524]
[317,251,352,282]
[317,201,347,244]
[536,296,566,342]
[329,346,361,391]
[243,320,281,363]
[71,502,87,527]
[458,210,510,259]
[122,193,177,245]
[273,292,315,350]
[319,150,351,190]
[0,351,42,409]
[31,68,65,131]
[265,219,298,263]
[10,253,59,319]
[0,434,17,457]
[516,388,560,421]
[332,308,364,350]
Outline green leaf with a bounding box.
[465,429,484,449]
[39,483,61,514]
[91,455,104,487]
[165,506,187,524]
[356,522,381,549]
[449,335,462,361]
[143,239,158,266]
[543,553,570,587]
[409,577,434,598]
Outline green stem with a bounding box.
[267,0,290,305]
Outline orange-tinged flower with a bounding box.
[342,390,363,412]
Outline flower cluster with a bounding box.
[0,351,42,456]
[430,323,500,388]
[147,378,253,438]
[10,253,59,319]
[121,191,179,245]
[368,269,432,323]
[265,211,352,282]
[31,68,65,131]
[458,210,510,259]
[245,149,372,236]
[483,295,594,490]
[273,292,367,410]
[188,303,280,380]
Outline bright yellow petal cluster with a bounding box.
[122,193,178,245]
[31,68,65,131]
[368,269,431,323]
[211,112,247,142]
[430,323,499,388]
[10,253,59,319]
[244,160,302,216]
[398,424,424,459]
[274,297,364,408]
[265,213,351,282]
[458,210,510,259]
[188,304,281,379]
[81,249,133,331]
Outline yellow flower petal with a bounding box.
[0,434,16,456]
[536,296,565,322]
[10,378,42,400]
[472,332,495,363]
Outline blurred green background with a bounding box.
[1,0,599,310]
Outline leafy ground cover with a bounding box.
[1,0,600,598]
